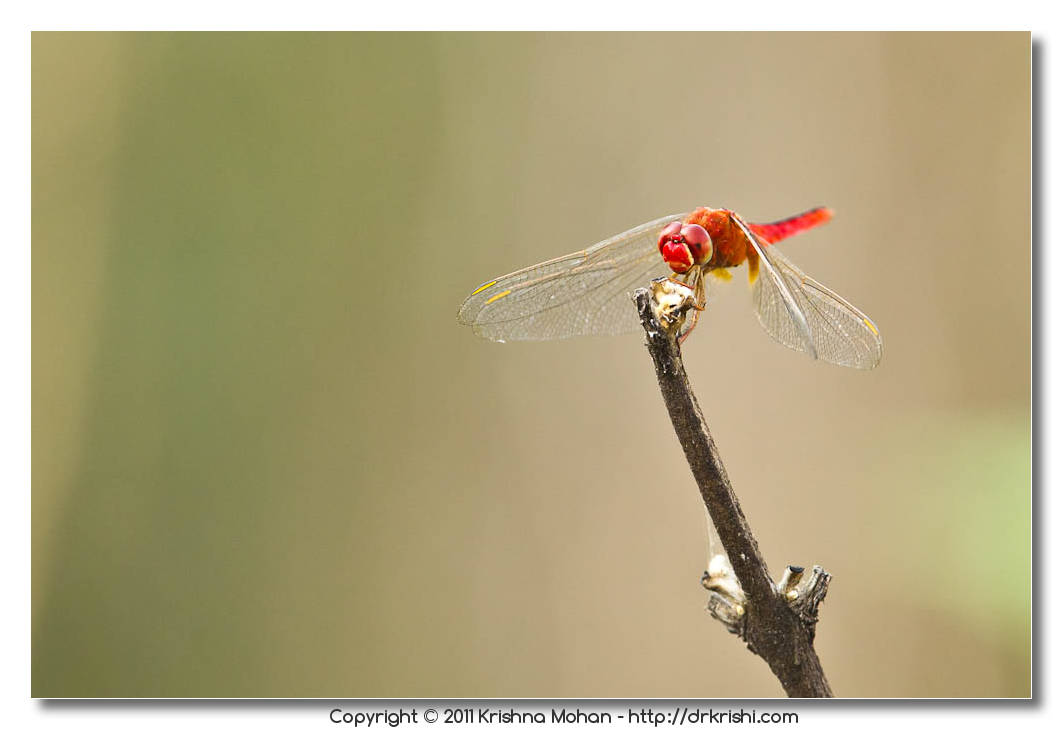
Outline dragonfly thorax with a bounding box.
[683,207,751,271]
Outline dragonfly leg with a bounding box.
[678,308,701,344]
[691,280,707,311]
[677,270,707,344]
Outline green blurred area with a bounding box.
[32,32,1030,697]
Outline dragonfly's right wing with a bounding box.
[732,214,883,369]
[457,214,683,341]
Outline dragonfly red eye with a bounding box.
[657,222,712,273]
[681,223,712,264]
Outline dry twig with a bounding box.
[634,283,833,698]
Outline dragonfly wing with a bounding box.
[457,214,683,341]
[732,216,816,358]
[734,215,883,369]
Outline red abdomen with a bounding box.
[747,207,834,245]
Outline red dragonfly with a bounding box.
[458,206,882,369]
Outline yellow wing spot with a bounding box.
[710,268,733,282]
[470,280,498,296]
[863,318,879,336]
[485,289,512,305]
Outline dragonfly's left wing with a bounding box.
[457,214,683,342]
[732,214,883,369]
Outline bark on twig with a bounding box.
[634,285,833,698]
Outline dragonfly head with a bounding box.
[657,221,713,274]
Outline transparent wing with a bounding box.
[733,215,883,369]
[457,214,684,341]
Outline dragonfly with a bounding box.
[457,206,883,369]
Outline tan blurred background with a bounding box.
[32,33,1030,697]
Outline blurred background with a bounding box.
[32,33,1030,697]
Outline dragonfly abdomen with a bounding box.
[747,207,834,245]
